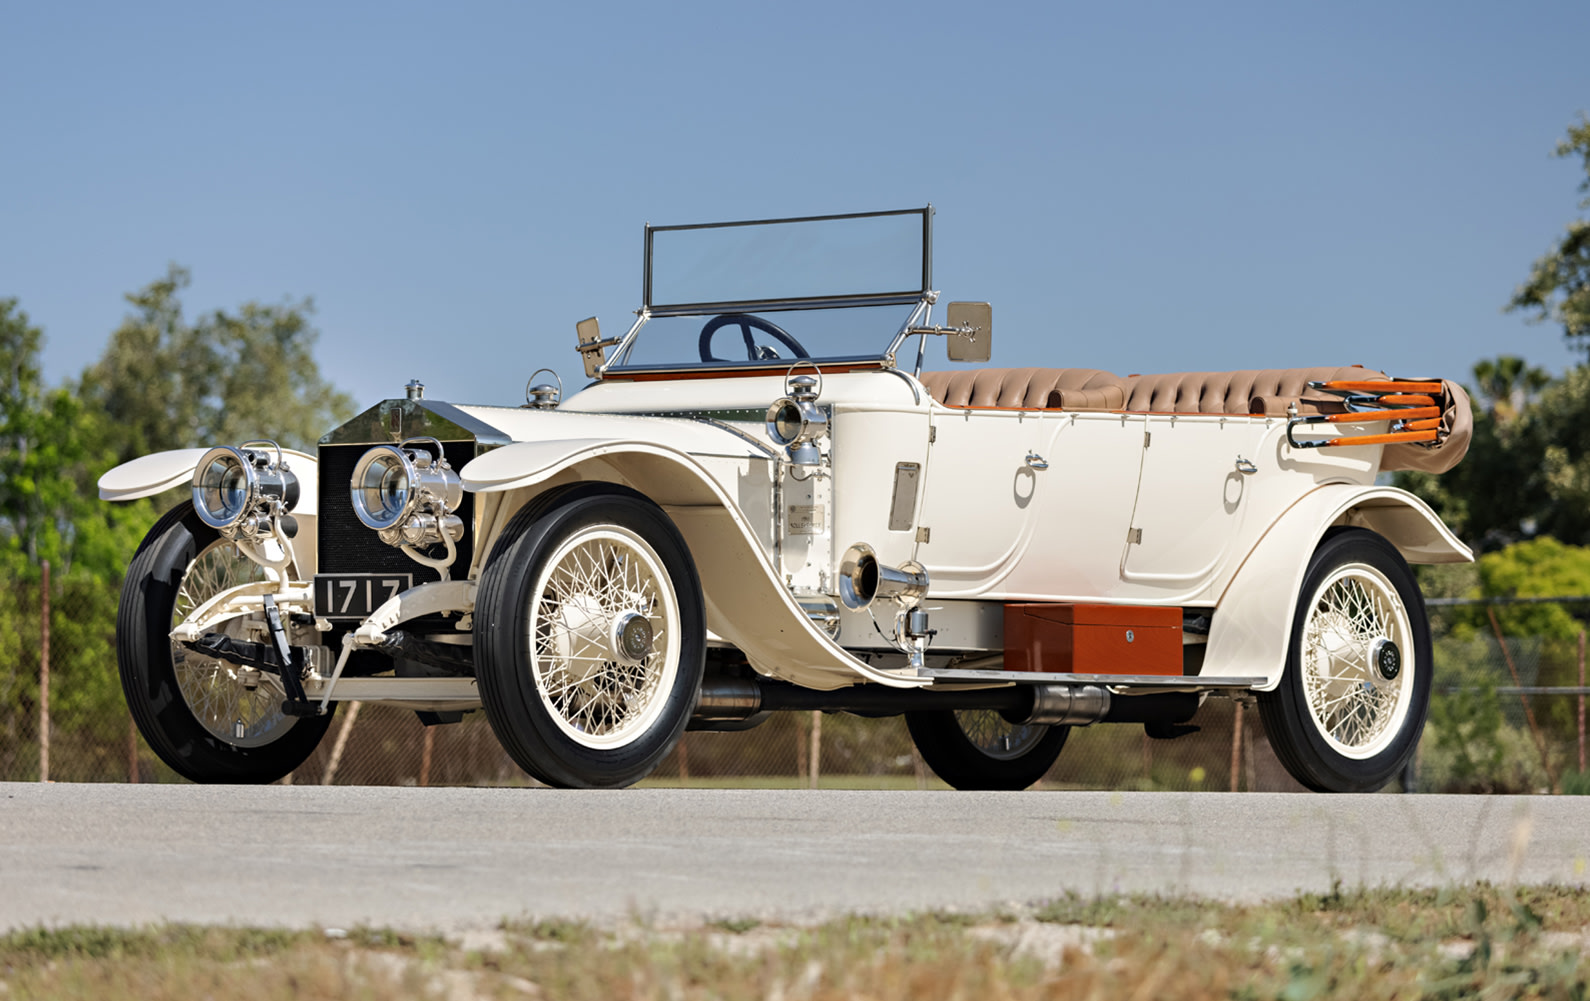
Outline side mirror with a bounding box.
[576,317,605,378]
[945,302,992,363]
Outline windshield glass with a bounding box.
[646,209,929,312]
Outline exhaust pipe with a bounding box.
[1024,684,1112,725]
[838,543,929,611]
[687,678,1197,730]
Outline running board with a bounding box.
[916,667,1264,689]
[300,675,480,708]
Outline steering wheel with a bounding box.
[698,313,809,363]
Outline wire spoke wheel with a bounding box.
[906,708,1068,790]
[529,527,681,749]
[118,503,333,784]
[953,709,1049,762]
[170,540,296,748]
[1299,564,1412,759]
[1259,529,1432,793]
[475,487,705,788]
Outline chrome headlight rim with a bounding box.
[349,438,464,545]
[349,444,419,533]
[765,397,827,447]
[192,446,259,530]
[191,443,298,533]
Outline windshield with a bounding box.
[607,208,933,374]
[646,208,930,313]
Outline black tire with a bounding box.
[474,486,705,788]
[119,503,335,784]
[905,709,1069,790]
[1258,528,1432,792]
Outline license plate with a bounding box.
[313,573,414,619]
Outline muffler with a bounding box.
[1023,684,1112,725]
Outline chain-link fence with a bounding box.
[3,565,1585,793]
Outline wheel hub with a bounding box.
[1369,637,1401,683]
[613,611,653,665]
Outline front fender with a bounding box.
[461,438,925,691]
[1205,485,1470,691]
[98,447,321,516]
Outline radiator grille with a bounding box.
[317,441,477,582]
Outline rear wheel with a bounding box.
[474,487,705,788]
[1259,529,1431,792]
[119,504,334,783]
[906,709,1069,790]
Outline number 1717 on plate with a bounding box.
[313,574,414,619]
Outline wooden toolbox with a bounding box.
[1003,603,1182,675]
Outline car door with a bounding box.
[917,409,1143,600]
[1117,413,1269,598]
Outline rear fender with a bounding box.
[461,439,922,691]
[1205,485,1470,691]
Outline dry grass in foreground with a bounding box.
[3,883,1589,1000]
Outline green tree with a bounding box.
[0,300,153,779]
[1510,114,1590,351]
[78,264,356,464]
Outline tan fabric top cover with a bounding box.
[918,366,1471,474]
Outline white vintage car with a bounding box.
[100,208,1474,792]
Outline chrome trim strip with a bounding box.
[648,293,924,317]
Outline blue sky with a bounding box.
[3,1,1588,411]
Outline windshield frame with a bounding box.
[601,208,936,378]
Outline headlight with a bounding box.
[765,397,827,447]
[350,438,463,547]
[192,444,299,538]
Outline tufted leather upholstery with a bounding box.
[920,366,1382,415]
[1120,365,1382,415]
[917,368,1125,410]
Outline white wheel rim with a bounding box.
[171,539,295,747]
[1299,562,1414,759]
[528,525,681,749]
[955,709,1049,761]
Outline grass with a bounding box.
[3,883,1588,999]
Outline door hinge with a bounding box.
[1143,431,1152,448]
[928,425,937,443]
[1128,527,1143,544]
[916,526,932,544]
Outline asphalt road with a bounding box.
[2,783,1586,933]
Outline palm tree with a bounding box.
[1472,355,1551,422]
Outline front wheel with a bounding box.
[474,487,706,788]
[906,709,1069,790]
[1259,529,1432,792]
[119,503,335,783]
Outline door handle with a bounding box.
[1025,452,1049,470]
